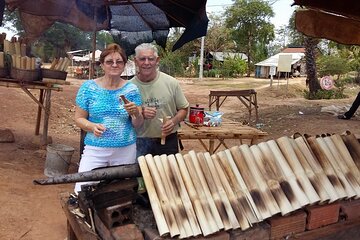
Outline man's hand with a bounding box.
[142,106,157,119]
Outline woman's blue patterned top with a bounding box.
[76,80,142,147]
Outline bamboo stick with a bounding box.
[316,136,356,199]
[203,152,240,230]
[188,151,224,230]
[145,154,180,237]
[217,150,261,223]
[31,57,36,70]
[50,58,58,70]
[3,40,10,53]
[119,95,136,119]
[14,41,20,56]
[20,43,26,57]
[276,136,321,204]
[228,146,269,220]
[331,134,360,186]
[249,145,294,215]
[138,156,170,236]
[294,135,339,203]
[154,155,191,238]
[210,154,251,230]
[341,132,360,173]
[183,153,219,234]
[266,140,310,207]
[323,136,360,198]
[55,57,64,71]
[175,153,214,236]
[257,142,302,210]
[238,145,281,216]
[288,137,330,203]
[25,56,32,70]
[168,154,202,236]
[0,52,4,68]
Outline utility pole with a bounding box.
[199,36,205,79]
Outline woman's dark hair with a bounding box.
[99,43,127,64]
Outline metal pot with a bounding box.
[189,104,205,124]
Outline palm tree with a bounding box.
[304,36,321,98]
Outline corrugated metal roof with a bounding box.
[255,53,305,67]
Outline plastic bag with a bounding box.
[203,111,223,127]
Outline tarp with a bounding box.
[2,0,209,55]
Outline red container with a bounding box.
[189,104,205,124]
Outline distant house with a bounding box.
[208,52,248,62]
[255,47,306,78]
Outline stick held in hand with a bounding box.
[120,95,136,119]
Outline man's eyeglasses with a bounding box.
[137,57,157,62]
[104,60,124,66]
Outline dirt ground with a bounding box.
[0,76,359,240]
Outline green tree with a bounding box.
[225,0,275,77]
[317,55,350,79]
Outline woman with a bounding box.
[74,43,143,193]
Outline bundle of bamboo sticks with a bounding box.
[48,57,71,72]
[138,131,360,238]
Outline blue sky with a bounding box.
[206,0,295,28]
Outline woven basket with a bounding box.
[42,68,67,80]
[10,68,39,82]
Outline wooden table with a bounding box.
[0,78,63,145]
[178,121,267,154]
[209,89,258,123]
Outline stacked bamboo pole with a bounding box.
[138,131,360,238]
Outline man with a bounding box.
[130,43,189,156]
[338,91,360,120]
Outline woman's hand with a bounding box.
[90,123,106,137]
[124,102,141,118]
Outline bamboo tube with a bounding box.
[249,145,294,215]
[15,55,21,69]
[154,155,191,238]
[306,136,348,199]
[119,95,136,119]
[175,153,214,236]
[0,52,4,68]
[25,57,31,70]
[294,135,339,203]
[167,154,202,236]
[62,57,71,72]
[323,136,360,198]
[257,142,302,210]
[31,57,36,70]
[203,152,240,230]
[288,138,330,203]
[228,146,269,220]
[11,54,16,68]
[20,43,26,57]
[266,140,310,207]
[145,154,180,237]
[183,153,219,234]
[238,145,281,216]
[14,41,20,56]
[138,156,170,236]
[59,57,68,71]
[188,151,224,230]
[9,41,15,55]
[210,154,251,230]
[331,134,360,186]
[276,136,321,204]
[217,150,261,223]
[20,56,27,69]
[341,132,360,171]
[316,136,356,199]
[3,40,10,53]
[55,57,64,71]
[50,58,58,70]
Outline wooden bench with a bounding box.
[209,89,258,123]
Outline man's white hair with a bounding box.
[135,43,159,58]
